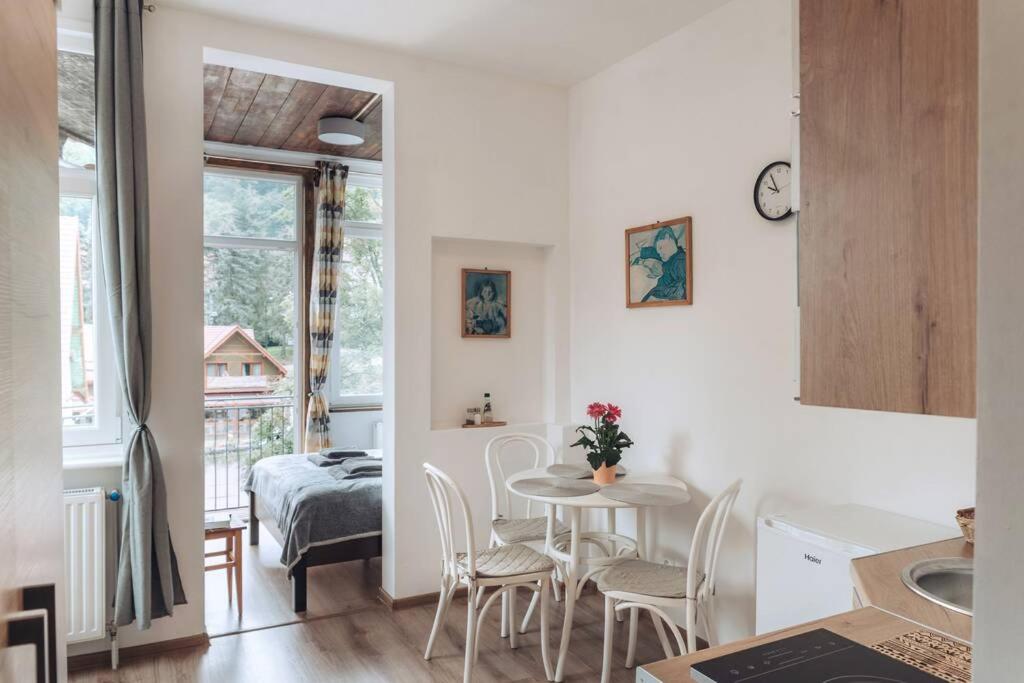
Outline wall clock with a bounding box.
[754,161,792,221]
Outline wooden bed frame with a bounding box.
[249,491,383,612]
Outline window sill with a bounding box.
[329,404,383,413]
[63,443,123,470]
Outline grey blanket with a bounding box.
[243,454,382,573]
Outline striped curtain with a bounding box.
[304,161,348,451]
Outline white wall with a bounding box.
[973,0,1024,677]
[568,0,975,643]
[56,0,986,656]
[63,5,569,653]
[329,410,383,449]
[431,237,550,429]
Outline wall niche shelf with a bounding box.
[430,236,555,431]
[460,421,508,429]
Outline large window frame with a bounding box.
[59,167,124,451]
[329,171,384,409]
[58,24,123,455]
[202,165,304,432]
[199,143,384,413]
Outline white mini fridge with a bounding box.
[755,503,956,634]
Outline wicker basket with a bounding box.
[956,507,975,544]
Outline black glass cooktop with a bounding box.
[690,629,944,683]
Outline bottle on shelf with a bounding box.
[482,392,493,423]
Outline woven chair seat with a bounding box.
[458,543,555,578]
[597,559,703,599]
[492,516,569,545]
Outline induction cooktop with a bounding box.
[690,629,945,683]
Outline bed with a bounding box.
[244,451,383,612]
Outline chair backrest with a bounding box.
[484,433,557,522]
[686,479,742,600]
[423,463,479,578]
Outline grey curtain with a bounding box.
[95,0,186,629]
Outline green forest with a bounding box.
[202,173,384,499]
[203,172,384,397]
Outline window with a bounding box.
[59,41,122,450]
[331,173,384,407]
[206,363,228,377]
[203,166,300,511]
[203,172,297,240]
[203,170,301,382]
[343,184,383,224]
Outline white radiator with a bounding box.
[372,420,383,449]
[64,487,106,644]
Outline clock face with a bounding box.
[754,162,792,221]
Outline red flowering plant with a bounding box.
[570,402,634,470]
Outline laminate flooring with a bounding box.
[72,526,673,682]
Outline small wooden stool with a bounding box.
[205,518,247,616]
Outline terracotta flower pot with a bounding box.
[593,463,617,485]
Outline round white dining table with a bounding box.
[506,467,690,682]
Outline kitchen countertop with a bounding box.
[851,536,972,642]
[639,606,969,682]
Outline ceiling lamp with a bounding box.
[317,116,366,146]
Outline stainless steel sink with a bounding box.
[900,557,973,616]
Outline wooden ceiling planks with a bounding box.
[206,68,266,142]
[256,80,327,149]
[343,100,382,160]
[233,74,297,146]
[283,85,375,151]
[202,64,382,161]
[203,64,231,135]
[58,51,95,146]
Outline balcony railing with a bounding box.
[62,402,96,427]
[205,395,295,512]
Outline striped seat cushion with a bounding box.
[597,559,702,599]
[491,516,568,544]
[458,543,555,578]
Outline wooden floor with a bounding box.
[204,527,381,636]
[74,527,673,682]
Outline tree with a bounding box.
[203,174,297,360]
[343,186,382,223]
[204,246,294,356]
[336,235,383,395]
[249,405,295,460]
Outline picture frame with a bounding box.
[625,216,693,308]
[461,268,511,338]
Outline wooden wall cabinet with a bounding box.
[798,0,978,417]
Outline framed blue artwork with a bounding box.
[625,216,692,308]
[462,268,511,338]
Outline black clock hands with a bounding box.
[769,173,779,193]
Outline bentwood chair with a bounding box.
[423,463,555,683]
[484,433,568,635]
[597,480,742,683]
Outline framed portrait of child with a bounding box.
[462,268,511,338]
[625,216,692,308]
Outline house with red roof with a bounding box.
[203,325,288,396]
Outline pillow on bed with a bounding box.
[320,448,367,460]
[307,453,357,467]
[337,457,382,477]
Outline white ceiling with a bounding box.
[158,0,731,85]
